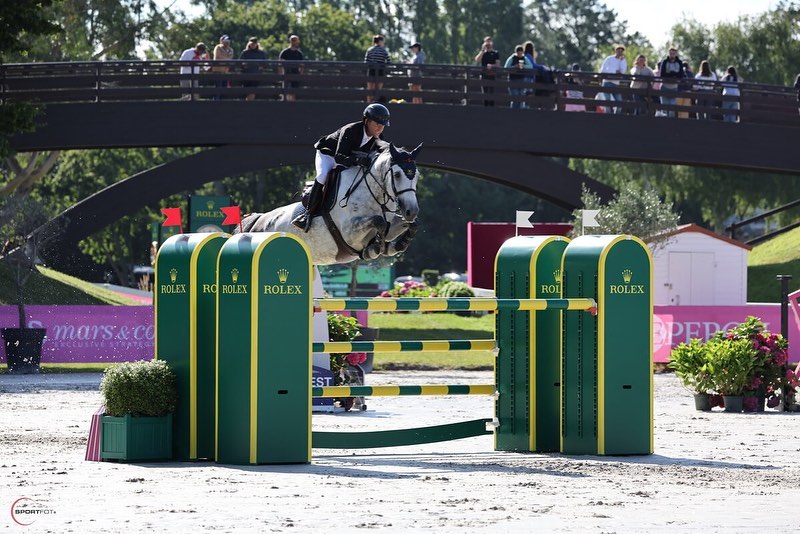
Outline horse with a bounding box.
[238,143,422,265]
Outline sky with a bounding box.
[603,0,780,47]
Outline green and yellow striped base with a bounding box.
[312,384,496,397]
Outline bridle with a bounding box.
[340,151,417,223]
[326,150,418,261]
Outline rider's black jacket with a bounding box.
[314,121,385,166]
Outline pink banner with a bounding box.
[0,306,154,364]
[1,304,796,365]
[654,305,800,363]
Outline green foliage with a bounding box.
[667,3,800,85]
[438,281,474,298]
[525,0,651,70]
[668,339,712,393]
[326,312,362,383]
[0,0,60,61]
[101,360,178,417]
[567,183,679,250]
[705,338,756,396]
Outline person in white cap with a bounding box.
[211,35,234,99]
[179,42,208,100]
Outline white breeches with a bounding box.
[315,151,336,185]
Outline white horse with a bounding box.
[239,143,422,265]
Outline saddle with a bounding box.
[299,167,341,214]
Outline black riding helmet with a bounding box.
[363,103,391,126]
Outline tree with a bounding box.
[524,0,651,70]
[567,184,679,251]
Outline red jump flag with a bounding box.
[161,207,184,234]
[220,205,242,234]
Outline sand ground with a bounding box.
[2,371,799,533]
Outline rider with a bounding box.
[292,103,391,231]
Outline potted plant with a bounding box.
[327,312,366,411]
[668,338,714,410]
[100,359,177,461]
[706,337,757,412]
[0,196,52,374]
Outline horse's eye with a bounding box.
[394,171,402,179]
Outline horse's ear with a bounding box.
[411,143,423,160]
[389,143,401,160]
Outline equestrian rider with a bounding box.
[292,103,391,231]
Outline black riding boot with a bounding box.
[292,180,325,232]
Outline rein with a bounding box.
[327,152,417,260]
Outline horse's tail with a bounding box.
[236,213,260,234]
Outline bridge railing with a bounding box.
[2,60,798,127]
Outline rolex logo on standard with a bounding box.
[161,267,186,294]
[264,267,302,295]
[610,268,644,295]
[277,268,289,283]
[540,269,561,294]
[622,269,633,283]
[221,267,247,294]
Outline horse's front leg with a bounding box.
[384,220,419,257]
[348,215,386,260]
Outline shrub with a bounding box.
[668,338,712,393]
[101,359,178,417]
[438,281,474,298]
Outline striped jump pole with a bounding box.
[312,339,496,353]
[313,384,497,397]
[315,297,596,313]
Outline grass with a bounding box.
[0,264,145,306]
[0,363,113,375]
[367,312,495,370]
[747,226,800,302]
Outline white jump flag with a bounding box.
[582,209,600,228]
[516,210,535,229]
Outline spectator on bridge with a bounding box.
[629,54,655,116]
[564,63,586,112]
[599,44,627,114]
[211,35,234,100]
[504,45,534,109]
[658,47,686,118]
[240,37,267,101]
[721,66,743,123]
[677,61,695,118]
[407,42,425,104]
[179,42,208,101]
[278,34,304,102]
[292,103,391,231]
[475,36,500,107]
[522,41,543,96]
[365,34,391,103]
[693,60,718,120]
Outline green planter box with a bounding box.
[100,413,173,461]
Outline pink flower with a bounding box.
[773,350,788,366]
[379,291,391,297]
[346,352,367,365]
[399,287,408,294]
[748,376,762,390]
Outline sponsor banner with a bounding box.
[0,305,154,363]
[654,305,800,363]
